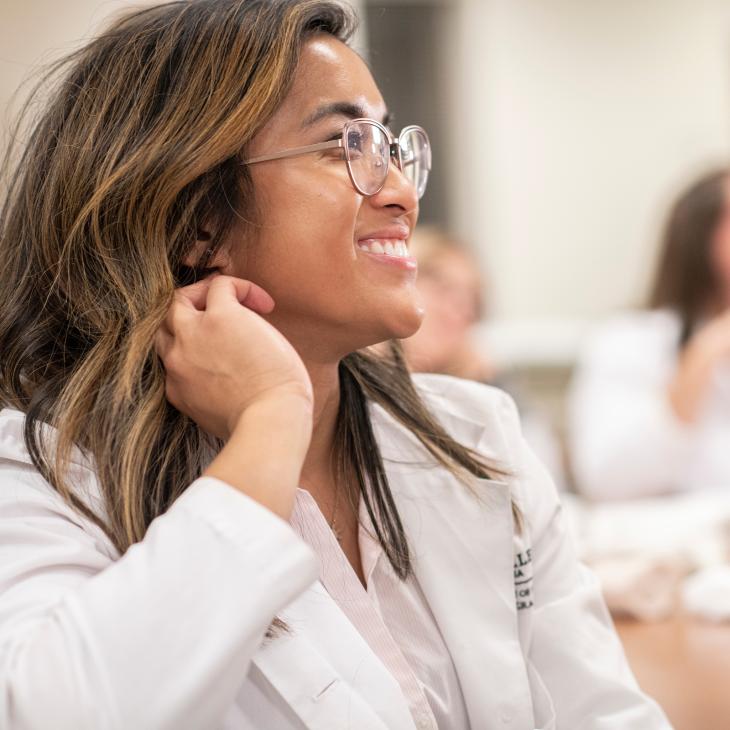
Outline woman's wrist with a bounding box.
[205,394,313,519]
[227,388,314,439]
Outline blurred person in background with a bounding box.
[401,226,566,490]
[399,226,494,381]
[569,168,730,500]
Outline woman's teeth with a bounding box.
[357,240,410,258]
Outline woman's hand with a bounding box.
[155,275,313,440]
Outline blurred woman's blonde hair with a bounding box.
[409,225,485,317]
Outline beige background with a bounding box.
[445,0,730,362]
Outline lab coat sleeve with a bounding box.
[568,318,695,500]
[499,393,673,729]
[0,472,319,730]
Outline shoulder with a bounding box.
[410,374,560,533]
[412,372,519,436]
[0,407,110,541]
[370,373,529,484]
[0,408,52,500]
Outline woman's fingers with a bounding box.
[173,274,275,317]
[163,275,274,338]
[153,273,308,439]
[206,275,275,315]
[238,280,276,314]
[175,277,216,310]
[161,278,212,335]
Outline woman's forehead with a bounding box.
[286,36,387,126]
[246,36,387,155]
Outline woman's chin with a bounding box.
[381,307,426,342]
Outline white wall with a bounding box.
[1,2,153,138]
[448,0,730,363]
[1,0,366,151]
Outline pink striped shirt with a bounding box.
[289,488,471,730]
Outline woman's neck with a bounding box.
[298,359,365,584]
[299,361,341,492]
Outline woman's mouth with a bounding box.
[357,238,410,258]
[356,238,417,270]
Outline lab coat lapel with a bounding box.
[375,409,536,729]
[249,400,537,730]
[250,579,416,730]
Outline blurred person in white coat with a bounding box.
[0,2,671,729]
[569,168,730,500]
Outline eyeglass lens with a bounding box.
[345,121,430,199]
[399,127,430,199]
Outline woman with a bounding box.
[569,169,730,500]
[0,1,670,728]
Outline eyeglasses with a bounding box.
[243,118,431,199]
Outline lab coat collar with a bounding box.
[371,401,535,729]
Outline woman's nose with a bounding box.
[369,157,420,213]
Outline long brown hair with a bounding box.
[648,168,729,346]
[0,0,506,580]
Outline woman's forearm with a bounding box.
[0,475,318,730]
[204,393,313,520]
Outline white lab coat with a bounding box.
[0,373,671,729]
[568,309,730,499]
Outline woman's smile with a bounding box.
[355,224,417,269]
[355,240,417,269]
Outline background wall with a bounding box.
[1,0,366,152]
[1,1,145,144]
[444,0,730,363]
[365,0,452,227]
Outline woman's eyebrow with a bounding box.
[302,101,391,128]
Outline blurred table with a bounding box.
[615,615,730,730]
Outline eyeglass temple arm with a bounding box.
[244,139,343,165]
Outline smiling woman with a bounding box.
[0,1,672,729]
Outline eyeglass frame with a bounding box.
[242,118,430,198]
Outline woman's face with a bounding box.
[221,35,423,361]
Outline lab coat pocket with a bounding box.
[526,660,556,730]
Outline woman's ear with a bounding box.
[182,228,230,270]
